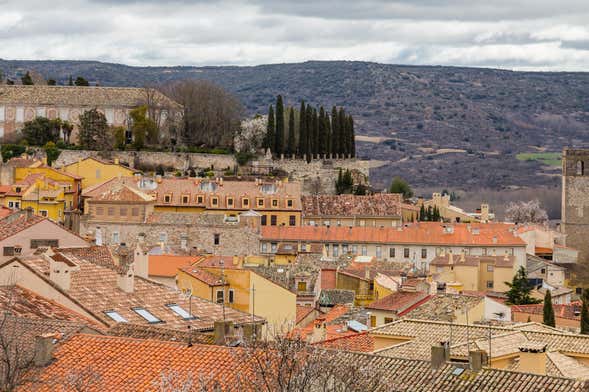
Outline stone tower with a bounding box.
[561,148,589,263]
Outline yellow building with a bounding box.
[430,252,516,292]
[420,192,494,223]
[14,164,82,210]
[3,174,73,223]
[59,157,139,189]
[177,255,297,335]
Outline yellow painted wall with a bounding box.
[62,158,137,188]
[494,266,515,292]
[453,265,479,291]
[274,254,296,265]
[373,280,394,301]
[370,335,411,351]
[368,309,398,327]
[453,299,485,324]
[176,270,216,302]
[249,271,296,334]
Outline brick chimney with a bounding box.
[518,343,547,375]
[134,241,148,279]
[46,253,78,291]
[480,203,489,223]
[431,342,450,369]
[115,244,134,293]
[469,350,488,372]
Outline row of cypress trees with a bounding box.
[263,95,355,161]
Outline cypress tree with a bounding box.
[331,106,339,157]
[298,101,307,158]
[265,105,275,154]
[349,114,355,158]
[275,95,284,155]
[318,107,326,156]
[287,108,295,157]
[338,107,347,157]
[324,112,332,157]
[313,108,319,158]
[582,289,589,334]
[306,105,313,162]
[543,290,555,327]
[419,205,426,221]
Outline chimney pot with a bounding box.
[431,342,449,369]
[469,350,488,372]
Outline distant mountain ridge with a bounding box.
[1,58,588,189]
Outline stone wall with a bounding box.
[80,213,261,256]
[55,150,237,172]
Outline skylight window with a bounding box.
[166,304,196,320]
[104,310,128,323]
[132,307,162,324]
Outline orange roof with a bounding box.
[512,301,582,321]
[535,247,553,255]
[0,206,12,218]
[295,305,315,325]
[25,334,251,391]
[316,331,375,352]
[366,291,429,312]
[179,265,227,286]
[293,304,354,341]
[148,255,199,277]
[262,222,525,246]
[320,269,337,290]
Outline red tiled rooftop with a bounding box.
[366,291,429,313]
[262,222,525,246]
[149,255,200,277]
[179,265,226,286]
[295,305,315,325]
[0,214,45,241]
[315,331,375,352]
[320,269,337,290]
[512,301,582,321]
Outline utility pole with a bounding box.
[465,305,470,354]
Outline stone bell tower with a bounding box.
[561,148,589,263]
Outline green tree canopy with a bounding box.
[21,117,61,146]
[44,142,61,167]
[21,72,33,85]
[78,109,111,150]
[582,289,589,335]
[275,95,284,155]
[130,105,158,149]
[543,290,555,327]
[504,266,541,305]
[74,76,89,86]
[389,177,413,199]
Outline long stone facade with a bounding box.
[561,148,589,263]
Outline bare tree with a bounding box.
[234,333,391,392]
[0,312,35,392]
[162,80,243,149]
[505,199,549,224]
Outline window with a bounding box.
[108,207,115,216]
[164,194,172,203]
[166,304,195,320]
[182,195,190,204]
[105,310,128,323]
[297,282,307,292]
[271,243,278,253]
[242,198,250,207]
[376,246,382,259]
[577,161,585,176]
[132,307,162,323]
[488,265,495,272]
[131,208,139,217]
[402,248,409,258]
[389,248,395,258]
[270,215,277,226]
[323,220,331,227]
[576,287,583,295]
[7,201,14,208]
[384,317,395,324]
[120,207,127,216]
[30,239,58,248]
[112,232,120,244]
[227,197,234,207]
[211,197,219,206]
[159,232,167,242]
[197,195,204,204]
[486,281,494,289]
[214,234,220,245]
[289,215,296,226]
[325,244,330,256]
[342,244,348,254]
[337,220,341,227]
[261,243,268,253]
[421,248,427,259]
[270,199,278,208]
[257,198,264,207]
[361,245,367,256]
[39,210,48,217]
[352,245,358,254]
[3,247,14,256]
[228,289,235,304]
[14,202,20,209]
[287,199,293,208]
[309,220,316,226]
[333,245,339,257]
[261,215,267,225]
[216,290,224,304]
[370,315,376,328]
[359,220,366,227]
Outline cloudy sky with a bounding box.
[1,0,588,70]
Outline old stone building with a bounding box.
[561,148,589,265]
[0,85,181,141]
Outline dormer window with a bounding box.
[105,310,128,323]
[211,197,219,206]
[257,198,264,208]
[196,195,204,204]
[182,195,190,204]
[15,187,21,193]
[271,199,279,208]
[164,194,172,203]
[132,307,162,324]
[242,198,250,208]
[227,197,234,207]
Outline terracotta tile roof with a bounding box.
[54,246,114,268]
[23,334,249,391]
[82,177,153,202]
[262,222,525,246]
[0,214,45,241]
[0,206,12,218]
[430,254,515,268]
[302,193,417,217]
[19,251,262,331]
[149,255,200,277]
[546,351,589,380]
[366,291,430,313]
[106,323,214,345]
[0,85,180,108]
[512,302,582,321]
[402,294,484,321]
[316,331,375,352]
[295,305,316,325]
[179,265,226,286]
[340,260,405,281]
[293,304,356,341]
[318,289,356,307]
[320,268,337,290]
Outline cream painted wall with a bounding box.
[0,220,88,256]
[250,271,296,335]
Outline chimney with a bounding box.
[431,342,450,369]
[480,203,489,223]
[242,323,261,342]
[116,244,134,293]
[47,254,77,291]
[460,249,466,262]
[518,344,547,375]
[25,207,34,220]
[448,250,454,265]
[134,242,148,279]
[309,317,327,343]
[34,333,57,366]
[469,350,488,372]
[214,320,234,345]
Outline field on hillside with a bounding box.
[516,152,561,167]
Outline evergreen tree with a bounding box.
[419,205,426,221]
[74,76,89,86]
[298,101,307,158]
[349,114,355,157]
[287,108,295,157]
[331,106,339,157]
[582,289,589,335]
[312,108,319,158]
[21,71,33,85]
[543,290,555,327]
[68,75,73,86]
[504,267,541,305]
[389,177,413,199]
[324,113,332,157]
[338,107,347,157]
[265,105,275,153]
[427,206,433,221]
[335,169,354,194]
[275,95,284,155]
[305,105,313,162]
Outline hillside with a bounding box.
[1,59,588,191]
